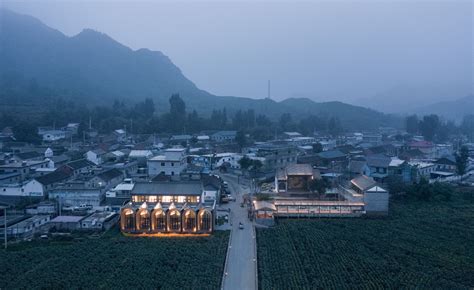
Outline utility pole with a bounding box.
[1,206,6,249]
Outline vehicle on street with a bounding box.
[239,222,244,229]
[73,204,93,211]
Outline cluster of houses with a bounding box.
[0,124,473,239]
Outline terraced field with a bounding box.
[257,195,474,289]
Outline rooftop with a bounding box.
[50,216,84,223]
[132,181,203,196]
[351,175,376,191]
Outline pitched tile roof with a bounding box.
[36,170,72,186]
[132,181,203,196]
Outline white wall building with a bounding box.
[41,130,66,142]
[85,149,106,165]
[147,148,187,177]
[0,179,45,198]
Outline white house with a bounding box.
[44,147,53,158]
[0,179,45,198]
[7,215,51,239]
[211,131,237,142]
[363,185,389,214]
[128,150,153,160]
[85,149,106,165]
[409,161,436,180]
[40,130,66,142]
[147,148,187,177]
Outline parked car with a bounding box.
[62,205,74,212]
[227,194,236,202]
[239,222,244,229]
[73,204,93,211]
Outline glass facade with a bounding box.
[132,195,199,203]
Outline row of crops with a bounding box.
[0,228,229,289]
[257,194,474,289]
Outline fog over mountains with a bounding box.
[0,9,399,130]
[0,8,471,127]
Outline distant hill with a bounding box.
[412,95,474,121]
[353,83,472,114]
[0,8,399,130]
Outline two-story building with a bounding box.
[120,181,215,235]
[147,148,187,177]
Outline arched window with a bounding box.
[136,208,150,231]
[168,209,181,232]
[152,209,166,231]
[198,209,213,232]
[121,209,135,231]
[182,209,196,232]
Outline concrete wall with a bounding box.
[364,190,389,214]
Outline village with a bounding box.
[0,121,473,241]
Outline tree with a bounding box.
[13,121,41,143]
[238,156,252,171]
[279,113,293,131]
[386,175,407,198]
[405,115,419,134]
[312,142,323,154]
[455,146,469,178]
[327,117,343,136]
[309,178,328,195]
[169,94,185,116]
[232,110,245,130]
[251,159,263,176]
[169,94,186,132]
[235,130,247,150]
[461,114,474,141]
[256,114,272,127]
[419,114,439,141]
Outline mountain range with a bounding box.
[0,8,399,130]
[412,95,474,121]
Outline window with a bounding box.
[162,196,172,203]
[153,210,166,231]
[161,162,165,166]
[168,210,181,231]
[122,209,135,231]
[171,163,174,167]
[138,210,150,230]
[171,171,175,176]
[183,210,196,232]
[199,210,212,232]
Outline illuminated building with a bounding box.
[120,181,215,234]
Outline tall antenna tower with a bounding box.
[267,80,271,99]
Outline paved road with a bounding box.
[221,174,257,290]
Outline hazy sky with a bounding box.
[3,0,473,103]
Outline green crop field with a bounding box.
[257,194,474,289]
[0,228,229,289]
